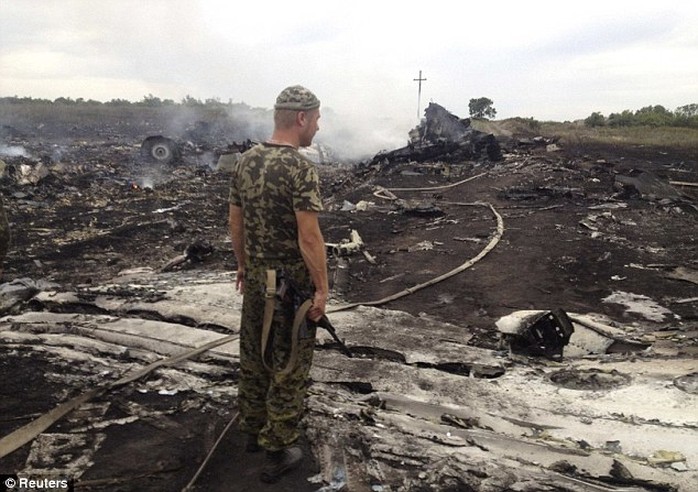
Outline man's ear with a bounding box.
[296,111,307,127]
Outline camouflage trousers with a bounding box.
[237,260,317,451]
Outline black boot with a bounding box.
[260,446,303,483]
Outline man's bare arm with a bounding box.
[229,204,246,292]
[296,210,328,320]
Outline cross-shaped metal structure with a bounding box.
[413,70,427,121]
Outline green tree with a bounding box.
[675,103,698,118]
[105,98,131,106]
[674,103,698,128]
[140,94,163,107]
[584,112,606,127]
[54,97,77,105]
[182,95,203,106]
[634,105,673,127]
[469,97,497,119]
[607,110,634,127]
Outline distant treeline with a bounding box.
[584,104,698,128]
[0,94,275,142]
[5,95,697,131]
[0,94,250,109]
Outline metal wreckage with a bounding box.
[368,102,504,166]
[0,101,697,491]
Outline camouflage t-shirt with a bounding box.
[229,143,323,261]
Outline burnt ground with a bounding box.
[0,113,697,491]
[4,132,695,349]
[331,143,698,350]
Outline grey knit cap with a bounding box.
[274,85,320,111]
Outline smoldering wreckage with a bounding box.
[0,102,696,492]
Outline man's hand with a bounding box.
[308,290,327,322]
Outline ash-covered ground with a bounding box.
[0,106,696,491]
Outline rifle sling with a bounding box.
[261,269,276,374]
[261,269,312,376]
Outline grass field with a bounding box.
[473,117,698,153]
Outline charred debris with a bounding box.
[367,102,504,168]
[1,99,696,317]
[1,101,697,491]
[141,102,504,169]
[2,99,696,322]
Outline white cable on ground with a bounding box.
[382,172,487,192]
[329,200,504,313]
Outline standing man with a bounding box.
[228,85,328,483]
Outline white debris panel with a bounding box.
[0,270,696,491]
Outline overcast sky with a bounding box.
[1,0,697,147]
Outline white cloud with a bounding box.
[0,0,696,126]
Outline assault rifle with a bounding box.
[309,314,353,358]
[277,271,353,358]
